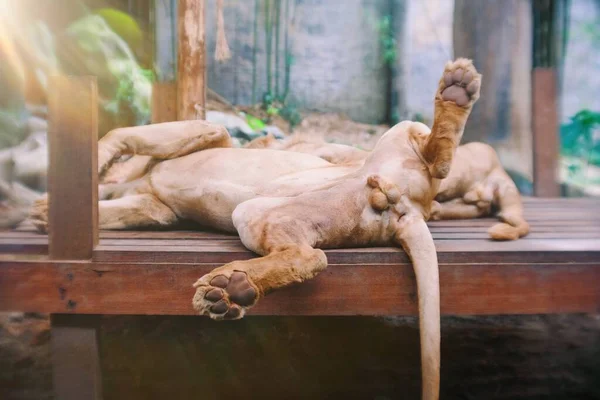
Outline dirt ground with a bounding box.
[292,113,390,150]
[2,313,600,400]
[206,96,390,150]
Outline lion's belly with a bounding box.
[148,148,334,231]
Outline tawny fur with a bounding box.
[246,132,529,241]
[30,59,486,400]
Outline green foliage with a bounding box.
[278,103,302,128]
[560,109,600,165]
[245,114,266,131]
[261,88,302,129]
[377,15,396,66]
[106,67,154,118]
[95,8,143,52]
[412,113,427,124]
[581,17,600,47]
[64,14,152,125]
[506,169,534,196]
[560,109,600,193]
[262,91,275,107]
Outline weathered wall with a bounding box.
[203,0,394,123]
[453,0,534,181]
[561,0,600,120]
[403,0,454,123]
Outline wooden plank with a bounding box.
[532,68,560,197]
[428,220,600,227]
[5,222,600,241]
[47,75,98,260]
[2,237,600,261]
[151,81,177,123]
[2,238,600,263]
[4,229,600,250]
[89,244,600,265]
[3,229,600,245]
[177,0,206,120]
[521,197,597,203]
[1,260,599,316]
[51,314,103,400]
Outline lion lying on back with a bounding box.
[97,120,529,241]
[245,131,529,241]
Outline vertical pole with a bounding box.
[532,68,560,197]
[531,0,565,197]
[177,0,206,120]
[47,76,103,399]
[47,75,98,259]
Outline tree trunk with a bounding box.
[177,0,206,120]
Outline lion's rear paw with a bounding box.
[192,270,258,320]
[440,58,481,107]
[463,185,493,215]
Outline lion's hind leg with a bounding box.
[98,120,232,176]
[430,198,489,221]
[487,169,529,240]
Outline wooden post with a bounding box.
[47,75,99,259]
[48,76,103,399]
[532,68,560,197]
[51,315,103,400]
[177,0,206,120]
[531,0,566,197]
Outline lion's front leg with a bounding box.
[193,199,327,320]
[423,58,482,179]
[192,244,327,320]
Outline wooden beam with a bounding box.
[532,68,560,197]
[177,0,206,120]
[1,259,599,316]
[51,314,103,400]
[47,76,99,259]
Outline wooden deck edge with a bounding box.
[1,260,598,316]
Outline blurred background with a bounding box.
[1,0,600,200]
[1,1,600,399]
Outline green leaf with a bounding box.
[245,114,266,131]
[266,106,280,116]
[95,8,143,51]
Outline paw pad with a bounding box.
[441,63,480,106]
[194,271,258,320]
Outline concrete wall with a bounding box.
[203,0,394,123]
[561,0,600,121]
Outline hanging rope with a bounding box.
[215,0,232,62]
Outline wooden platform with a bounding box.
[1,197,599,317]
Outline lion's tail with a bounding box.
[397,218,440,400]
